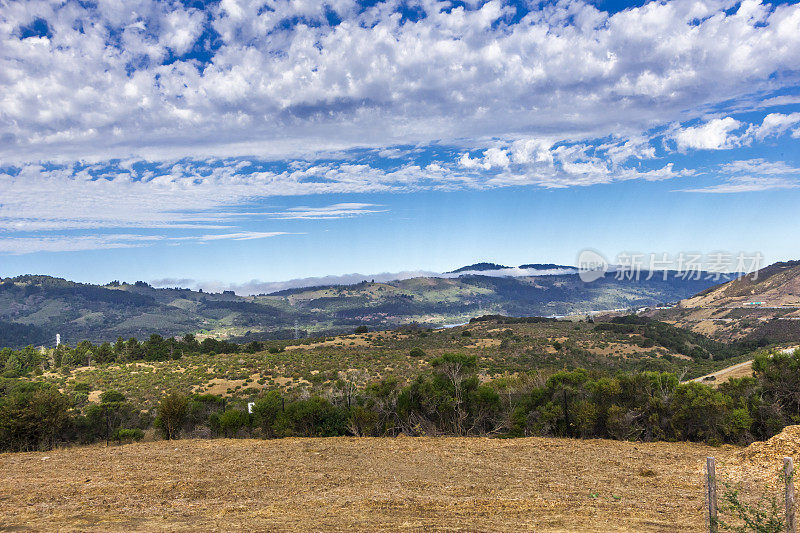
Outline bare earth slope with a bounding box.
[0,436,741,532]
[654,260,800,342]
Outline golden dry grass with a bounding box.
[688,360,754,387]
[0,436,757,532]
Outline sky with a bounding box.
[1,0,800,292]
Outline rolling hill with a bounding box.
[652,260,800,342]
[0,269,733,348]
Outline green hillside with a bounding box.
[0,272,730,348]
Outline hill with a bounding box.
[652,261,800,342]
[0,435,781,532]
[21,315,755,410]
[447,262,510,273]
[0,270,732,348]
[447,262,576,273]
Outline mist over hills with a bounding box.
[0,267,735,348]
[154,262,581,295]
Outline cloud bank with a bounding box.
[2,0,800,253]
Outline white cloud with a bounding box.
[0,234,160,254]
[194,231,290,241]
[671,113,800,151]
[748,112,800,141]
[719,159,800,175]
[680,176,799,193]
[2,0,800,165]
[0,229,292,254]
[150,265,582,295]
[2,0,800,248]
[268,203,386,220]
[672,117,744,151]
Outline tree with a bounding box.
[0,384,69,451]
[95,342,115,364]
[431,353,477,435]
[86,390,129,445]
[754,350,800,423]
[409,347,426,358]
[251,390,285,438]
[3,345,42,376]
[155,393,188,440]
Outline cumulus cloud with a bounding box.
[672,117,744,151]
[748,112,800,141]
[671,113,800,151]
[1,0,800,251]
[2,0,800,164]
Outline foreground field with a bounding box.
[0,435,785,532]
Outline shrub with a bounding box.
[409,347,426,358]
[112,428,144,444]
[251,390,285,438]
[215,409,250,438]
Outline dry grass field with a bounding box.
[3,433,793,532]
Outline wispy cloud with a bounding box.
[268,203,386,220]
[679,176,799,194]
[0,230,294,254]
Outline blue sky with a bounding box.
[1,0,800,291]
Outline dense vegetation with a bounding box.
[594,315,766,360]
[0,334,254,378]
[2,343,798,452]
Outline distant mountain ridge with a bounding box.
[447,262,575,273]
[447,262,510,273]
[0,269,734,348]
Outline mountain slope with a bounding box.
[652,261,800,342]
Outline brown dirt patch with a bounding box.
[0,436,747,532]
[471,338,502,348]
[87,390,103,403]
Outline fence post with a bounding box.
[706,456,718,533]
[786,457,796,533]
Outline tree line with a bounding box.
[2,349,799,452]
[0,334,270,377]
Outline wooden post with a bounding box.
[785,457,796,533]
[706,456,718,533]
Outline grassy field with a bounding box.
[1,432,795,532]
[27,319,754,410]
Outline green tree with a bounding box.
[155,393,188,440]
